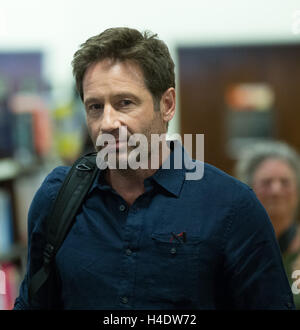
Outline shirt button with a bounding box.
[119,204,126,212]
[126,248,132,256]
[170,247,177,254]
[121,297,128,304]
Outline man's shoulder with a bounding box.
[41,165,71,197]
[204,162,269,214]
[184,160,258,207]
[190,160,251,192]
[27,165,71,233]
[32,165,71,202]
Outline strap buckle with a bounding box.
[43,243,55,265]
[76,163,92,171]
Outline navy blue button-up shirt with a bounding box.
[14,143,295,309]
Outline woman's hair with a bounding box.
[235,140,300,189]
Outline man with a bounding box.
[14,27,294,309]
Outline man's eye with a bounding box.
[89,104,102,110]
[120,99,133,107]
[87,104,103,115]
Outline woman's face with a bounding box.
[252,158,299,221]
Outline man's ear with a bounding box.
[160,87,176,123]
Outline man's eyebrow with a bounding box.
[113,92,140,101]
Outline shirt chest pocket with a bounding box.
[137,233,206,306]
[151,233,203,256]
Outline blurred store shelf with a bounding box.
[0,159,20,181]
[0,243,27,264]
[0,157,44,182]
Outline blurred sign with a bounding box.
[225,82,275,158]
[225,83,274,112]
[0,52,51,160]
[0,52,44,94]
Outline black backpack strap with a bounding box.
[28,152,99,305]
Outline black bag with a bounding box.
[28,152,98,305]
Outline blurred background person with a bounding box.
[235,141,300,308]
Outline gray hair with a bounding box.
[235,141,300,189]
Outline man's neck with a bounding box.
[105,140,171,205]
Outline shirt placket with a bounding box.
[116,183,154,309]
[116,200,142,308]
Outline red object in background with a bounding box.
[0,263,19,310]
[32,108,52,156]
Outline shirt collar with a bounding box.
[149,140,188,197]
[88,140,192,197]
[88,167,111,194]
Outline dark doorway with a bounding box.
[178,43,300,175]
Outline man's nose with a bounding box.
[100,105,120,133]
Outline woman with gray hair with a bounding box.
[236,140,300,308]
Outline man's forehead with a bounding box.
[82,58,147,97]
[84,58,145,83]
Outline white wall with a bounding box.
[1,0,300,133]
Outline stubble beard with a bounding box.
[93,110,167,173]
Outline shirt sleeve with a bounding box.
[223,185,295,310]
[13,166,69,310]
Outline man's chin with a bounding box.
[103,152,130,170]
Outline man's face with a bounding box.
[82,58,168,166]
[252,158,299,221]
